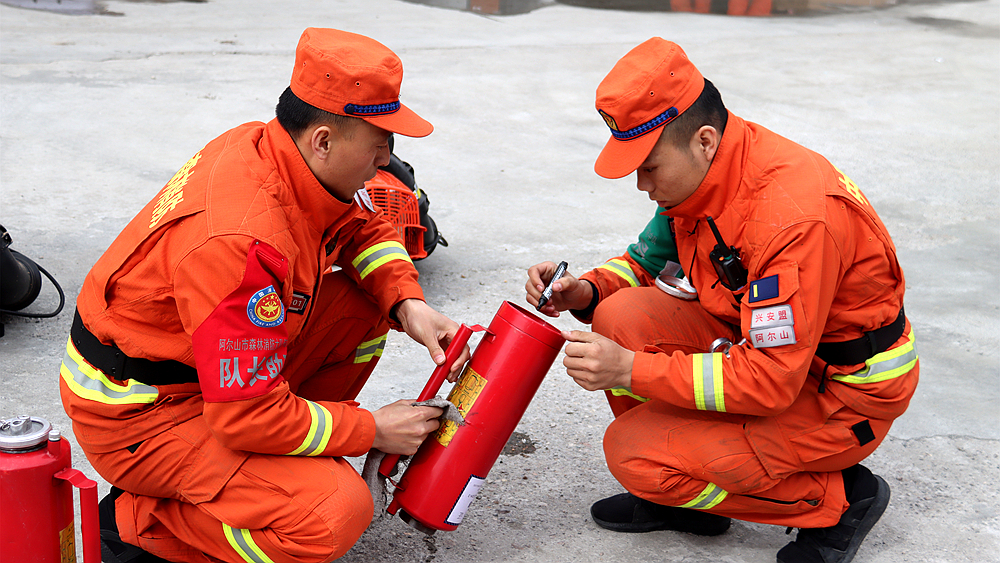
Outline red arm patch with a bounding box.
[193,240,290,402]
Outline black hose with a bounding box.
[0,262,65,319]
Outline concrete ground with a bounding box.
[2,0,998,561]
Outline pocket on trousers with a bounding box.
[177,426,249,505]
[788,423,857,465]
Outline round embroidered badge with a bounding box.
[247,286,285,328]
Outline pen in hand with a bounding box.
[536,261,568,311]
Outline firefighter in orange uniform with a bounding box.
[526,39,917,563]
[60,28,469,563]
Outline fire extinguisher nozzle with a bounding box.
[398,510,437,536]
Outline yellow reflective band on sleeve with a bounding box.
[692,353,725,412]
[597,259,640,287]
[831,330,918,385]
[354,334,387,364]
[609,386,650,402]
[352,241,411,280]
[286,400,333,456]
[223,524,275,563]
[677,482,729,510]
[60,337,158,405]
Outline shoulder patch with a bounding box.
[747,275,779,303]
[247,285,285,327]
[749,325,797,348]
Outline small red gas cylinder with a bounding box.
[382,301,565,533]
[1,415,99,563]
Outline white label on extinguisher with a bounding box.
[445,474,486,526]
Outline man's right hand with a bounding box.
[525,261,593,317]
[371,399,444,455]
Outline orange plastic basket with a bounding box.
[365,172,427,260]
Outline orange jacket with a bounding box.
[580,112,917,422]
[65,118,424,458]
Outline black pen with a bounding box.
[536,261,568,311]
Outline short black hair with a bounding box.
[661,78,728,146]
[275,87,360,138]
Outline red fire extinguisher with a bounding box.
[1,415,100,563]
[379,300,565,534]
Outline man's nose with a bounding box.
[636,172,653,193]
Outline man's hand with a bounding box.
[371,399,444,455]
[393,298,470,382]
[562,330,635,391]
[525,261,593,317]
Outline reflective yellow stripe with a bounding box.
[831,330,918,385]
[692,353,725,412]
[354,334,387,364]
[60,338,158,405]
[223,524,275,563]
[597,259,639,287]
[677,483,729,510]
[286,400,333,456]
[609,386,650,402]
[352,241,411,280]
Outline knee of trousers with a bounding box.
[603,420,706,506]
[591,289,639,342]
[309,466,374,561]
[592,287,691,350]
[234,458,375,563]
[603,413,674,499]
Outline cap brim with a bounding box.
[362,103,433,138]
[594,127,664,179]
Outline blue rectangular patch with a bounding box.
[748,275,779,303]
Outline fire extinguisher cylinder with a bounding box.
[1,416,100,563]
[386,301,565,533]
[377,323,478,480]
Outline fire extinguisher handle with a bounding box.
[378,323,478,479]
[54,467,100,563]
[414,323,475,402]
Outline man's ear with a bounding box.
[307,125,334,161]
[695,125,720,163]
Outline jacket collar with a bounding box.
[665,111,746,222]
[260,118,360,234]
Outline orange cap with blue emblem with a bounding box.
[594,39,704,179]
[290,28,433,138]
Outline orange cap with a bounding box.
[594,39,704,179]
[290,28,433,138]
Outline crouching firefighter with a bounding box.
[526,38,917,563]
[60,28,469,563]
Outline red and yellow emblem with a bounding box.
[598,109,619,132]
[247,286,284,328]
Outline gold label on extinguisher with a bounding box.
[435,365,487,447]
[59,521,75,563]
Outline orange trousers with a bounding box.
[593,288,890,529]
[81,271,388,563]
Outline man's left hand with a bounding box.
[394,299,470,381]
[561,330,635,391]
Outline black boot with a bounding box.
[590,492,731,536]
[776,465,890,563]
[99,487,171,563]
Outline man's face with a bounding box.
[634,129,712,209]
[317,120,392,202]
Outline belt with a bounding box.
[815,306,906,366]
[71,309,199,385]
